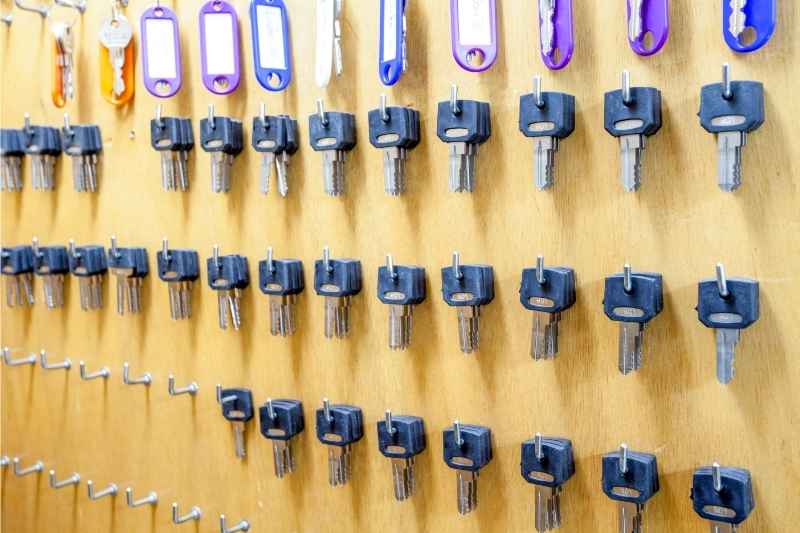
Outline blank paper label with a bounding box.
[382,0,397,61]
[145,18,177,78]
[457,0,492,46]
[256,5,286,70]
[204,13,236,75]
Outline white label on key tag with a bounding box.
[256,5,287,70]
[381,0,398,61]
[315,0,335,87]
[457,0,492,45]
[145,18,178,78]
[204,13,236,75]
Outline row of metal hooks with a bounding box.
[1,0,141,25]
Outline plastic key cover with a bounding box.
[377,265,426,305]
[259,399,304,440]
[602,450,659,504]
[108,248,149,276]
[378,0,406,85]
[199,0,241,95]
[251,116,287,153]
[691,466,755,524]
[697,278,759,329]
[627,0,669,56]
[443,424,492,471]
[69,246,108,276]
[368,107,414,148]
[157,249,200,282]
[604,88,662,137]
[140,5,182,97]
[1,246,35,275]
[250,0,292,91]
[441,264,494,307]
[308,112,356,151]
[698,81,765,134]
[206,255,250,290]
[377,415,425,459]
[220,388,254,421]
[259,259,304,296]
[520,267,575,313]
[316,405,364,446]
[539,0,574,70]
[519,92,576,139]
[603,273,663,323]
[314,259,362,297]
[437,100,487,144]
[723,0,776,53]
[34,246,69,275]
[449,0,497,72]
[520,437,575,487]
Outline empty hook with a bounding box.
[168,374,198,396]
[49,469,80,489]
[79,361,110,381]
[2,347,36,366]
[126,487,158,508]
[122,362,152,386]
[13,457,44,476]
[39,349,71,370]
[14,1,49,17]
[220,514,250,533]
[173,502,202,524]
[87,480,118,500]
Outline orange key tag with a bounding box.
[51,21,75,108]
[99,10,135,105]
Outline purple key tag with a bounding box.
[538,0,574,70]
[199,0,241,95]
[723,0,776,53]
[626,0,669,56]
[449,0,497,72]
[250,0,292,91]
[140,4,182,98]
[378,0,407,86]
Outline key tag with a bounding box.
[378,0,407,86]
[199,0,241,95]
[724,0,776,53]
[249,0,292,91]
[538,0,574,70]
[141,3,182,98]
[450,0,497,72]
[99,5,135,105]
[315,0,343,88]
[626,0,669,56]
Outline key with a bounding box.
[728,0,747,43]
[315,399,364,487]
[437,85,491,192]
[107,236,149,316]
[377,410,425,501]
[207,245,249,331]
[519,78,575,190]
[31,238,69,309]
[699,64,764,192]
[0,128,25,191]
[259,247,304,337]
[259,398,305,478]
[200,106,244,193]
[314,0,344,88]
[21,116,62,191]
[313,247,362,339]
[61,117,103,193]
[691,463,755,532]
[696,263,759,384]
[625,0,669,55]
[443,421,493,515]
[251,105,299,197]
[378,0,408,86]
[52,22,75,107]
[603,265,663,374]
[604,71,662,192]
[308,100,356,196]
[520,256,576,360]
[602,444,660,533]
[151,109,194,192]
[99,10,134,102]
[218,387,254,459]
[441,251,494,354]
[156,239,200,321]
[368,95,420,196]
[377,254,426,350]
[67,241,108,312]
[537,0,574,70]
[521,433,576,531]
[1,245,35,308]
[723,0,776,52]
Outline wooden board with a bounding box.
[2,1,799,531]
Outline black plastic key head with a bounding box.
[207,255,250,290]
[33,245,69,275]
[220,388,254,421]
[251,115,287,153]
[603,272,663,323]
[519,92,576,140]
[368,106,418,149]
[150,117,182,152]
[259,258,304,296]
[157,248,200,282]
[697,277,759,330]
[691,465,755,525]
[1,246,34,275]
[308,111,357,152]
[520,436,575,488]
[0,129,25,156]
[378,414,426,459]
[314,258,362,298]
[437,99,490,145]
[108,246,149,278]
[199,117,244,155]
[281,116,299,154]
[377,264,426,306]
[520,266,576,313]
[316,404,364,446]
[602,448,660,505]
[443,423,492,472]
[441,263,494,307]
[604,87,662,138]
[68,245,108,276]
[22,125,62,156]
[259,399,305,441]
[699,81,764,134]
[179,118,195,152]
[61,125,102,156]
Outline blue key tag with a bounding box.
[250,0,292,91]
[378,0,407,85]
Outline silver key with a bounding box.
[324,295,351,338]
[448,142,478,192]
[3,267,34,308]
[618,321,644,375]
[53,23,75,102]
[728,0,747,39]
[456,470,478,515]
[99,14,133,98]
[322,150,346,196]
[76,274,104,311]
[275,151,290,196]
[539,0,556,56]
[328,443,352,486]
[388,304,412,350]
[619,133,645,192]
[0,153,23,192]
[457,305,480,354]
[217,289,243,330]
[533,136,557,191]
[531,311,560,360]
[618,500,645,533]
[211,152,234,193]
[534,485,562,531]
[260,152,275,194]
[627,0,644,42]
[167,281,193,320]
[715,328,739,384]
[269,294,297,337]
[383,146,407,196]
[716,130,744,192]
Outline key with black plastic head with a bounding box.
[441,251,494,354]
[151,109,193,192]
[443,421,492,515]
[200,105,244,193]
[437,85,491,193]
[107,236,148,316]
[699,63,765,192]
[259,247,304,337]
[308,100,356,196]
[252,105,299,197]
[697,263,759,384]
[156,238,199,321]
[602,443,660,533]
[519,77,575,190]
[603,264,663,374]
[68,241,107,311]
[259,398,305,478]
[604,71,662,192]
[521,433,575,531]
[1,245,35,307]
[21,116,61,191]
[207,245,249,331]
[378,410,425,501]
[218,387,254,459]
[1,128,25,191]
[520,255,576,360]
[368,95,421,196]
[314,247,362,339]
[377,254,425,350]
[31,237,68,309]
[691,463,755,533]
[61,117,102,193]
[316,399,364,487]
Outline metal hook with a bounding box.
[1,11,12,24]
[23,113,32,134]
[712,462,723,492]
[621,70,632,106]
[219,515,250,533]
[380,94,389,122]
[161,237,170,262]
[2,347,37,366]
[110,235,119,258]
[173,502,202,524]
[323,246,332,272]
[536,255,545,285]
[386,253,396,279]
[450,84,461,115]
[213,244,220,269]
[265,398,276,420]
[54,0,86,14]
[323,398,332,423]
[317,99,328,126]
[266,247,275,273]
[13,457,44,476]
[208,104,216,130]
[122,362,152,386]
[623,264,633,294]
[68,239,78,258]
[259,102,268,128]
[168,374,198,396]
[619,443,629,474]
[14,1,49,18]
[716,263,730,298]
[63,113,73,136]
[385,409,396,435]
[155,104,164,129]
[452,251,462,280]
[534,433,544,460]
[32,236,41,257]
[126,487,158,508]
[216,384,237,405]
[534,76,544,108]
[79,361,110,380]
[722,63,733,101]
[87,480,118,500]
[49,469,80,489]
[453,420,463,447]
[40,349,71,370]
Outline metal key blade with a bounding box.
[388,304,413,350]
[717,131,745,192]
[457,306,480,354]
[391,457,415,501]
[618,501,644,533]
[260,152,274,194]
[619,134,644,191]
[619,322,644,375]
[533,137,557,190]
[383,146,406,196]
[531,311,559,360]
[715,328,740,384]
[276,151,290,196]
[232,420,246,458]
[272,440,294,478]
[448,142,468,192]
[628,0,644,41]
[456,470,478,515]
[328,444,352,486]
[710,521,736,533]
[539,0,556,55]
[728,0,747,39]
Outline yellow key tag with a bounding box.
[99,13,135,105]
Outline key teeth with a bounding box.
[457,307,480,354]
[457,470,479,515]
[328,444,353,487]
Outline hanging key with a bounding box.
[32,238,69,309]
[259,398,305,478]
[151,107,194,192]
[258,247,304,337]
[691,463,755,532]
[156,239,199,321]
[377,410,425,501]
[1,245,35,308]
[699,64,764,192]
[443,420,493,515]
[520,256,576,360]
[604,71,662,192]
[603,265,663,374]
[377,253,425,350]
[537,0,575,70]
[437,85,491,193]
[68,242,108,312]
[251,105,299,197]
[218,387,254,459]
[625,0,669,56]
[521,433,576,531]
[207,245,250,331]
[519,77,575,190]
[200,106,244,193]
[602,443,660,533]
[368,95,420,196]
[724,0,776,53]
[313,247,362,339]
[316,399,363,487]
[21,116,61,191]
[99,6,135,105]
[0,128,25,191]
[51,21,75,108]
[107,236,148,316]
[61,116,103,193]
[378,0,408,85]
[441,251,494,354]
[697,263,759,384]
[308,100,356,197]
